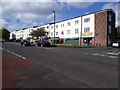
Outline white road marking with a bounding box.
[107,56,118,59]
[92,53,100,56]
[21,57,26,59]
[84,53,89,54]
[106,52,120,56]
[1,47,26,60]
[101,55,105,57]
[45,48,53,49]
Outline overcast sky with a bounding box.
[0,0,119,32]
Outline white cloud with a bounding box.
[101,2,119,27]
[0,18,8,28]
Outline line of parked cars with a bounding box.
[20,39,52,47]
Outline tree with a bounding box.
[30,27,46,39]
[0,28,10,41]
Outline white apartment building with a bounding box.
[10,9,116,47]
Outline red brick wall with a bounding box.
[95,11,108,47]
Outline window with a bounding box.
[51,32,53,36]
[84,18,90,23]
[84,27,90,32]
[67,22,71,26]
[109,14,112,21]
[75,20,79,25]
[56,32,58,35]
[56,25,58,28]
[75,29,79,34]
[108,25,111,33]
[67,30,71,34]
[61,31,64,35]
[51,26,53,29]
[47,26,49,29]
[61,24,64,27]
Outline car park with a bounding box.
[20,39,31,46]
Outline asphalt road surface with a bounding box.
[2,42,119,88]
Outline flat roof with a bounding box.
[14,9,115,32]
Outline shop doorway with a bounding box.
[83,38,92,46]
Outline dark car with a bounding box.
[14,39,21,43]
[20,39,31,46]
[35,40,51,47]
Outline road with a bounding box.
[2,42,118,88]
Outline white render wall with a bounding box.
[10,13,95,40]
[82,13,95,38]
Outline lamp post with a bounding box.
[53,11,55,46]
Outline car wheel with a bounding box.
[23,44,25,46]
[36,44,38,47]
[41,44,43,47]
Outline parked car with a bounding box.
[20,39,31,46]
[9,38,16,42]
[14,39,21,43]
[112,41,120,48]
[35,40,52,47]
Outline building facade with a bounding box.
[10,9,116,47]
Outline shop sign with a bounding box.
[82,32,93,36]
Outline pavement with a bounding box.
[1,42,119,88]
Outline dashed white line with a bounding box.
[92,53,100,56]
[84,53,89,54]
[45,48,53,49]
[21,57,26,59]
[101,55,104,57]
[107,56,118,59]
[1,47,26,60]
[106,52,120,56]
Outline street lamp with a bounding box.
[53,11,55,46]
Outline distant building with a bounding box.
[10,9,116,47]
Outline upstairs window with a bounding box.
[75,20,79,25]
[67,22,71,26]
[56,25,58,28]
[61,24,64,27]
[51,26,53,29]
[75,29,79,34]
[56,32,58,35]
[84,18,90,23]
[51,32,53,36]
[109,14,112,21]
[108,25,111,33]
[67,30,71,34]
[84,27,90,32]
[61,31,64,35]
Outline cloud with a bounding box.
[101,2,119,27]
[0,18,8,28]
